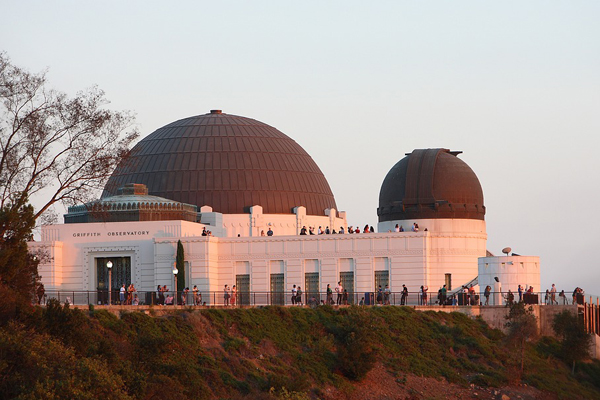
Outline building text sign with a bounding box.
[72,230,150,238]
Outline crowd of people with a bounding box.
[222,283,588,307]
[223,284,237,306]
[119,284,139,305]
[204,222,429,237]
[296,223,425,236]
[153,284,203,306]
[259,222,429,236]
[298,224,376,235]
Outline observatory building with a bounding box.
[30,110,539,304]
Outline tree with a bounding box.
[0,52,139,220]
[0,199,39,319]
[176,240,185,297]
[552,310,591,373]
[505,301,538,381]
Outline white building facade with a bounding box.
[28,111,539,306]
[30,217,486,305]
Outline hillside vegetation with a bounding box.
[1,302,600,399]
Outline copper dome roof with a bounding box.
[102,110,337,215]
[378,148,485,221]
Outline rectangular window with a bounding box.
[305,272,320,304]
[374,270,389,305]
[340,271,355,305]
[236,274,250,306]
[270,273,285,306]
[374,270,389,291]
[445,273,452,291]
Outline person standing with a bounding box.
[484,285,491,306]
[193,285,199,305]
[342,289,349,305]
[326,284,333,305]
[421,285,428,305]
[550,284,557,305]
[559,290,567,305]
[224,284,230,306]
[507,290,515,305]
[401,284,408,305]
[231,285,237,307]
[119,284,126,305]
[468,285,476,305]
[127,284,135,305]
[157,285,164,305]
[182,287,189,305]
[384,285,391,305]
[296,286,303,305]
[335,281,343,305]
[291,285,297,305]
[440,284,447,305]
[518,285,523,302]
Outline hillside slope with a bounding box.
[1,303,599,399]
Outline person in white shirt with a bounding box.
[119,284,126,304]
[291,285,297,305]
[335,281,343,305]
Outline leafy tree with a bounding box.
[505,301,538,381]
[176,239,185,297]
[0,199,39,319]
[552,309,591,373]
[0,52,139,219]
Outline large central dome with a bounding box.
[103,110,337,215]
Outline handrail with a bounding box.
[32,290,592,308]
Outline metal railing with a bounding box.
[33,290,588,308]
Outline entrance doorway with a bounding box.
[96,257,131,305]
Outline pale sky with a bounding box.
[2,1,599,294]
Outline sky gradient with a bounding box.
[2,1,599,294]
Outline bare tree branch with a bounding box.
[0,52,139,219]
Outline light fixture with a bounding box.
[173,268,178,275]
[107,260,113,306]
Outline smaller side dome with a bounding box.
[64,184,198,224]
[378,149,485,222]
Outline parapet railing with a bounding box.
[33,290,589,308]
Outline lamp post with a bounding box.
[173,265,178,307]
[107,260,113,305]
